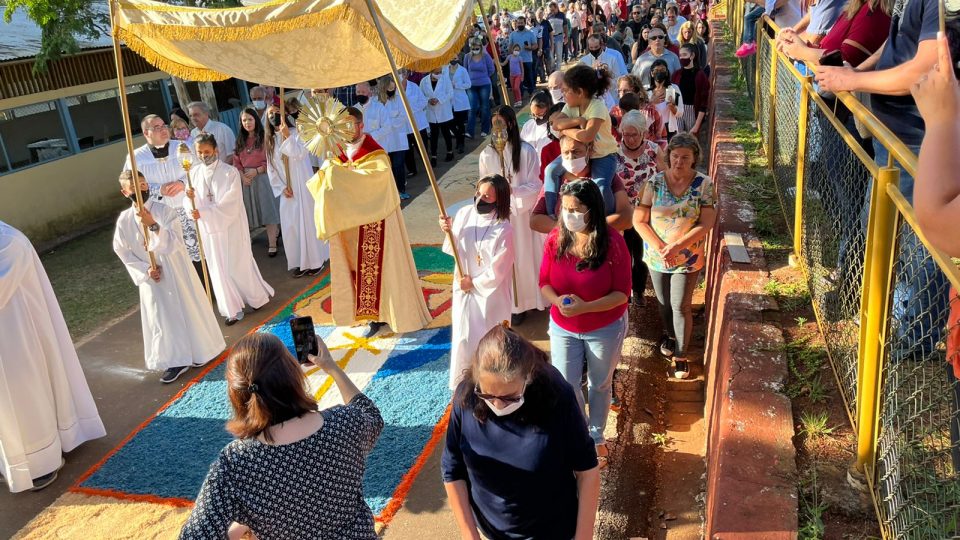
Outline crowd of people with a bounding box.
[7,0,959,537]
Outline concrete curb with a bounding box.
[700,19,799,540]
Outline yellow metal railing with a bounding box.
[729,10,960,538]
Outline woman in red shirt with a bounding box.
[235,107,281,257]
[539,179,630,467]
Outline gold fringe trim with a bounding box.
[118,4,472,81]
[121,0,292,14]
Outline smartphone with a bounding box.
[820,50,844,67]
[290,316,319,364]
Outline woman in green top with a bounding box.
[633,133,716,379]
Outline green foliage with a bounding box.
[2,0,242,73]
[651,432,672,447]
[782,338,829,403]
[799,410,834,439]
[765,277,811,311]
[798,466,828,540]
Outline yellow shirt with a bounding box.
[561,97,618,158]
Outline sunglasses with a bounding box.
[474,381,527,404]
[649,35,665,40]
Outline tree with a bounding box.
[3,0,242,73]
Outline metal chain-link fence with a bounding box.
[875,222,959,539]
[742,12,960,539]
[798,96,873,425]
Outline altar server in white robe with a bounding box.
[478,105,546,322]
[113,171,225,384]
[420,68,456,164]
[0,221,106,492]
[520,91,554,156]
[123,114,201,268]
[264,102,329,277]
[189,133,274,325]
[400,69,430,177]
[375,76,412,199]
[440,174,515,389]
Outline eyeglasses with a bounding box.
[649,35,665,40]
[146,124,168,132]
[474,382,527,404]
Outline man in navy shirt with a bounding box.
[509,15,539,97]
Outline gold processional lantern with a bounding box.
[296,95,355,159]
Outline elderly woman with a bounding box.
[617,110,665,305]
[539,179,631,466]
[633,133,715,379]
[179,333,383,539]
[442,324,600,540]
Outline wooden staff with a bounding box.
[177,145,212,304]
[477,0,512,106]
[109,0,155,270]
[491,124,520,308]
[361,0,464,277]
[279,87,293,193]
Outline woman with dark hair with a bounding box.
[442,324,600,540]
[648,58,684,141]
[672,43,710,136]
[235,106,281,256]
[520,90,555,156]
[440,174,515,389]
[539,179,630,466]
[479,105,546,324]
[613,73,663,142]
[179,333,382,538]
[633,133,715,380]
[464,37,497,138]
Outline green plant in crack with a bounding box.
[798,464,828,540]
[799,410,834,439]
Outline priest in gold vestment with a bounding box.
[306,106,431,337]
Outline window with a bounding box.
[67,80,169,151]
[0,99,71,171]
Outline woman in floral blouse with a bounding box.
[617,110,664,306]
[633,132,715,379]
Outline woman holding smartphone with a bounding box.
[180,333,383,540]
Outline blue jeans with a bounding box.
[743,4,765,43]
[549,313,628,445]
[467,84,492,136]
[543,153,618,217]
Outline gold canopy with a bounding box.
[112,0,473,86]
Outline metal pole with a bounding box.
[477,0,512,106]
[767,42,777,167]
[109,0,156,270]
[361,0,464,277]
[791,75,811,266]
[279,87,293,193]
[177,146,213,305]
[855,167,900,472]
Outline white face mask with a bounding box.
[550,88,565,103]
[251,99,265,110]
[512,50,521,56]
[201,154,218,166]
[561,155,587,174]
[562,209,589,232]
[483,396,525,416]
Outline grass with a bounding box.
[764,277,811,311]
[798,465,828,540]
[40,225,139,340]
[799,410,834,440]
[781,338,829,405]
[651,432,673,447]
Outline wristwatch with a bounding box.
[148,223,160,233]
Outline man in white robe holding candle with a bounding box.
[188,133,274,326]
[0,221,106,492]
[113,171,225,384]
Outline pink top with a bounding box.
[539,226,631,333]
[234,137,267,173]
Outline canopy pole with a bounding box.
[109,0,156,270]
[177,147,213,305]
[477,0,512,106]
[362,0,463,277]
[279,88,294,193]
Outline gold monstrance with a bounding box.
[297,94,354,160]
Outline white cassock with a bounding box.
[443,205,514,389]
[266,129,330,272]
[124,141,200,262]
[379,96,411,153]
[404,79,430,134]
[520,118,552,157]
[0,221,106,493]
[420,73,455,124]
[113,200,225,370]
[479,141,547,313]
[189,161,274,319]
